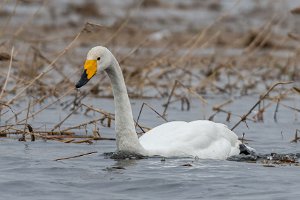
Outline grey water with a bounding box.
[1,96,300,200]
[1,0,300,199]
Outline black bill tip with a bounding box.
[75,70,90,88]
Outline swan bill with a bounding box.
[76,69,89,88]
[75,60,97,88]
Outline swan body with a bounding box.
[76,46,251,159]
[139,121,240,159]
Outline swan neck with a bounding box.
[105,58,145,154]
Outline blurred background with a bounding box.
[1,0,300,97]
[0,0,300,145]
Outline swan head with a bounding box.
[76,46,113,88]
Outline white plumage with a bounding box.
[76,46,249,160]
[139,120,240,159]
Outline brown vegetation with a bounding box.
[0,0,299,157]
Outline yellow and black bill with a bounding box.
[75,60,97,88]
[75,69,89,88]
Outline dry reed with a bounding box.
[0,0,299,151]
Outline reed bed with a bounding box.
[0,0,300,161]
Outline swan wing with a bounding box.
[139,120,240,159]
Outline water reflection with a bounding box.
[104,159,138,173]
[23,143,30,152]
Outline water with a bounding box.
[1,0,300,199]
[0,141,299,200]
[0,142,299,200]
[1,96,300,200]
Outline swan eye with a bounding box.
[97,57,100,61]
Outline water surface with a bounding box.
[1,97,299,200]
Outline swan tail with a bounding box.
[239,144,256,156]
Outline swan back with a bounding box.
[139,120,240,159]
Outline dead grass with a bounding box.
[0,0,299,147]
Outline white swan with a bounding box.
[76,46,252,159]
